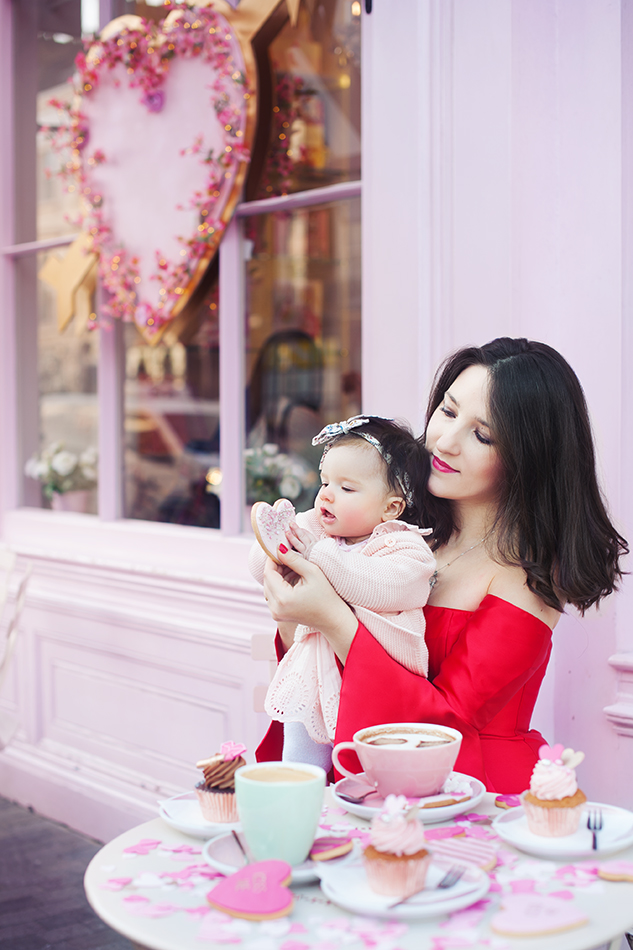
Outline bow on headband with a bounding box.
[311,416,370,446]
[311,415,414,509]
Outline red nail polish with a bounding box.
[279,544,288,554]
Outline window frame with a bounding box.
[1,0,431,563]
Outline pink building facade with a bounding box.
[0,0,631,841]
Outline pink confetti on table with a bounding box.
[126,900,181,918]
[465,813,490,823]
[487,874,502,893]
[162,863,224,882]
[123,895,150,903]
[549,890,574,900]
[425,826,465,840]
[123,838,161,855]
[280,942,309,950]
[289,922,308,934]
[161,843,202,854]
[100,876,132,891]
[508,879,537,894]
[184,905,212,918]
[464,826,496,840]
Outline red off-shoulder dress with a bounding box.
[256,594,553,793]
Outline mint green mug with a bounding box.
[235,762,326,866]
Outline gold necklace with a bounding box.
[429,538,486,590]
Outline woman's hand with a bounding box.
[263,547,358,663]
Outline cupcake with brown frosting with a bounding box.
[522,743,586,837]
[195,741,246,823]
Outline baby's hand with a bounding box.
[286,523,318,560]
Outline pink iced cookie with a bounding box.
[207,860,293,920]
[490,895,589,936]
[429,837,497,871]
[598,860,633,881]
[251,499,296,564]
[495,794,521,809]
[309,836,353,861]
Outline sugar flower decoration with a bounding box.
[221,741,246,761]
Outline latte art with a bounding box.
[361,727,454,749]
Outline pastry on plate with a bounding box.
[522,743,586,837]
[195,741,246,823]
[362,795,431,896]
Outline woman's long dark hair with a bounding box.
[421,337,628,613]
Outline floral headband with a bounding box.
[311,415,414,508]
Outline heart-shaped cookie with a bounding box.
[206,860,293,919]
[57,5,254,340]
[561,748,585,769]
[490,894,589,936]
[251,499,296,564]
[538,743,565,762]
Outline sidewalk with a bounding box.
[0,796,133,950]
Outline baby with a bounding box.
[249,416,435,771]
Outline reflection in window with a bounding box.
[124,279,221,528]
[244,197,361,508]
[254,0,360,198]
[31,2,98,513]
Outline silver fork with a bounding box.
[387,865,466,909]
[587,808,604,851]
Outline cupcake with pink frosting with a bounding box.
[363,795,431,896]
[522,743,587,837]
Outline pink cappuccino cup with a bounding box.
[332,722,462,797]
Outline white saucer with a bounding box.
[332,771,485,824]
[318,857,490,920]
[158,791,240,839]
[202,831,355,885]
[492,802,633,858]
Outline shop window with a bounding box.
[8,0,361,530]
[243,198,361,511]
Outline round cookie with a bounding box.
[310,835,354,861]
[251,499,296,564]
[598,860,633,882]
[495,794,521,809]
[490,894,589,937]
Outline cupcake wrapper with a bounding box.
[523,799,584,837]
[363,852,431,897]
[195,787,239,823]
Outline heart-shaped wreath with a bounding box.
[47,3,255,340]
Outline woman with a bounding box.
[257,338,628,792]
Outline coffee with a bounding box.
[360,726,454,749]
[241,766,314,783]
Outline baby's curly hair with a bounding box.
[320,416,430,528]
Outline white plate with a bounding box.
[332,771,485,824]
[202,831,355,885]
[318,858,490,920]
[158,791,240,839]
[492,801,633,858]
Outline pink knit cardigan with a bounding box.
[248,508,435,743]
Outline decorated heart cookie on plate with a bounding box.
[490,894,589,937]
[251,499,296,564]
[207,860,293,919]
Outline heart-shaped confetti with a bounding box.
[490,894,589,936]
[251,499,296,564]
[207,860,293,920]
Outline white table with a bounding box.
[84,792,633,950]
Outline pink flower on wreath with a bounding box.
[221,741,246,761]
[141,90,165,113]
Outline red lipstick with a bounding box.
[432,455,458,474]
